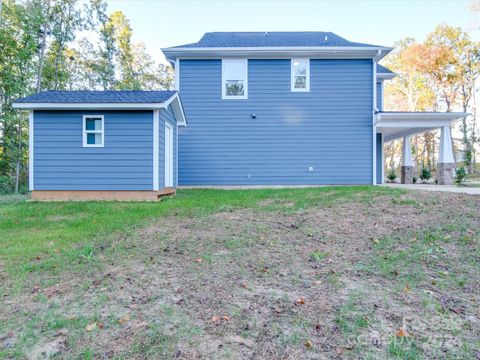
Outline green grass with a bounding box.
[0,186,478,359]
[0,186,400,272]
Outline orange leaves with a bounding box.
[211,315,230,324]
[117,314,130,325]
[295,297,305,305]
[396,327,408,337]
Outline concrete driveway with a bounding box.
[383,183,480,195]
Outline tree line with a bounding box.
[0,0,173,193]
[383,23,480,177]
[1,2,479,193]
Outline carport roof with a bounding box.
[375,111,468,141]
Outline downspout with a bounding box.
[372,50,381,185]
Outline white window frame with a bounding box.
[82,115,104,147]
[291,58,310,92]
[222,58,248,99]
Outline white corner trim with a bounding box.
[176,122,178,188]
[175,58,180,91]
[291,58,310,92]
[381,80,385,110]
[29,110,34,191]
[221,58,248,100]
[153,110,160,190]
[381,133,385,184]
[82,115,104,147]
[372,57,377,185]
[165,122,174,187]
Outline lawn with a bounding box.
[0,187,479,359]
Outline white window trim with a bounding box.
[82,115,104,147]
[291,58,310,92]
[222,58,248,100]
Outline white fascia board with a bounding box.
[162,46,392,61]
[376,112,468,123]
[163,93,187,127]
[14,93,188,126]
[12,102,169,110]
[376,73,396,80]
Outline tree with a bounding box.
[0,0,173,193]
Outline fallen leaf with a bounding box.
[195,258,203,263]
[403,284,411,293]
[85,322,97,332]
[222,315,230,321]
[240,282,248,289]
[211,316,221,323]
[135,321,149,329]
[296,297,305,305]
[32,284,41,294]
[304,339,313,349]
[97,322,104,329]
[118,314,130,325]
[273,305,283,314]
[396,327,407,337]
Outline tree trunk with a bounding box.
[36,1,51,93]
[14,124,22,193]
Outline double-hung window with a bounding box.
[291,59,310,92]
[222,59,248,99]
[83,115,104,147]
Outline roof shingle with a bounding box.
[171,32,382,48]
[14,90,177,104]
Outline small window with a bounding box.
[83,115,104,147]
[291,59,310,92]
[222,59,248,99]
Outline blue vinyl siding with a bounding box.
[34,110,154,190]
[158,105,178,188]
[377,81,383,110]
[376,133,383,184]
[179,58,374,185]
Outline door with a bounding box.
[165,123,174,187]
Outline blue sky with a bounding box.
[107,0,479,62]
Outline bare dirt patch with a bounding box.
[1,190,479,359]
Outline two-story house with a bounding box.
[13,32,466,200]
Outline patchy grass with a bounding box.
[0,187,479,359]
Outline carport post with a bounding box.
[438,126,455,185]
[401,136,413,184]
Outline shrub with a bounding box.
[387,169,397,182]
[0,176,14,194]
[455,167,467,185]
[412,176,417,184]
[419,168,431,183]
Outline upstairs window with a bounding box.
[222,59,248,99]
[291,59,310,92]
[83,115,104,147]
